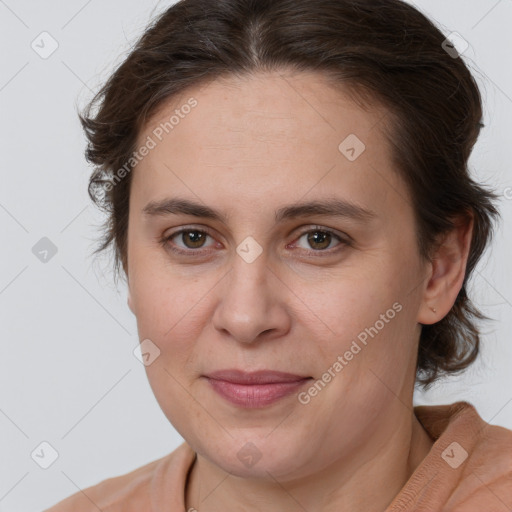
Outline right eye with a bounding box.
[159,227,219,256]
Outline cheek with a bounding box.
[130,253,203,333]
[304,265,417,372]
[131,273,207,427]
[305,271,389,332]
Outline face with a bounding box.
[126,70,429,480]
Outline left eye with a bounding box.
[293,229,345,252]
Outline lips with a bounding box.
[204,369,313,408]
[205,369,311,384]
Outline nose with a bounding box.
[211,253,291,344]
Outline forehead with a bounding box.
[142,70,387,148]
[131,70,409,222]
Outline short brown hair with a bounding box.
[80,0,500,387]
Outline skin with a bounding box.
[125,70,473,512]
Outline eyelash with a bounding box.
[159,225,351,258]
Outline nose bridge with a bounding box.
[212,249,288,343]
[226,250,271,314]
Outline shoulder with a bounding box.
[43,458,161,512]
[43,444,190,512]
[413,400,512,511]
[414,400,512,441]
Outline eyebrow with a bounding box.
[142,197,377,224]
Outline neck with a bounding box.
[185,409,434,512]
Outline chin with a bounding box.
[198,435,310,480]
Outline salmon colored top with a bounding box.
[45,401,512,511]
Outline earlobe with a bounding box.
[417,214,474,325]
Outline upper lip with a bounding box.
[205,369,311,385]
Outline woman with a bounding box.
[46,0,512,510]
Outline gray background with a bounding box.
[0,1,511,510]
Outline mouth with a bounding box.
[203,369,313,408]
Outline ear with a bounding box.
[417,213,474,325]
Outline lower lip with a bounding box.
[205,377,311,408]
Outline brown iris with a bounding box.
[181,231,207,249]
[307,231,332,250]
